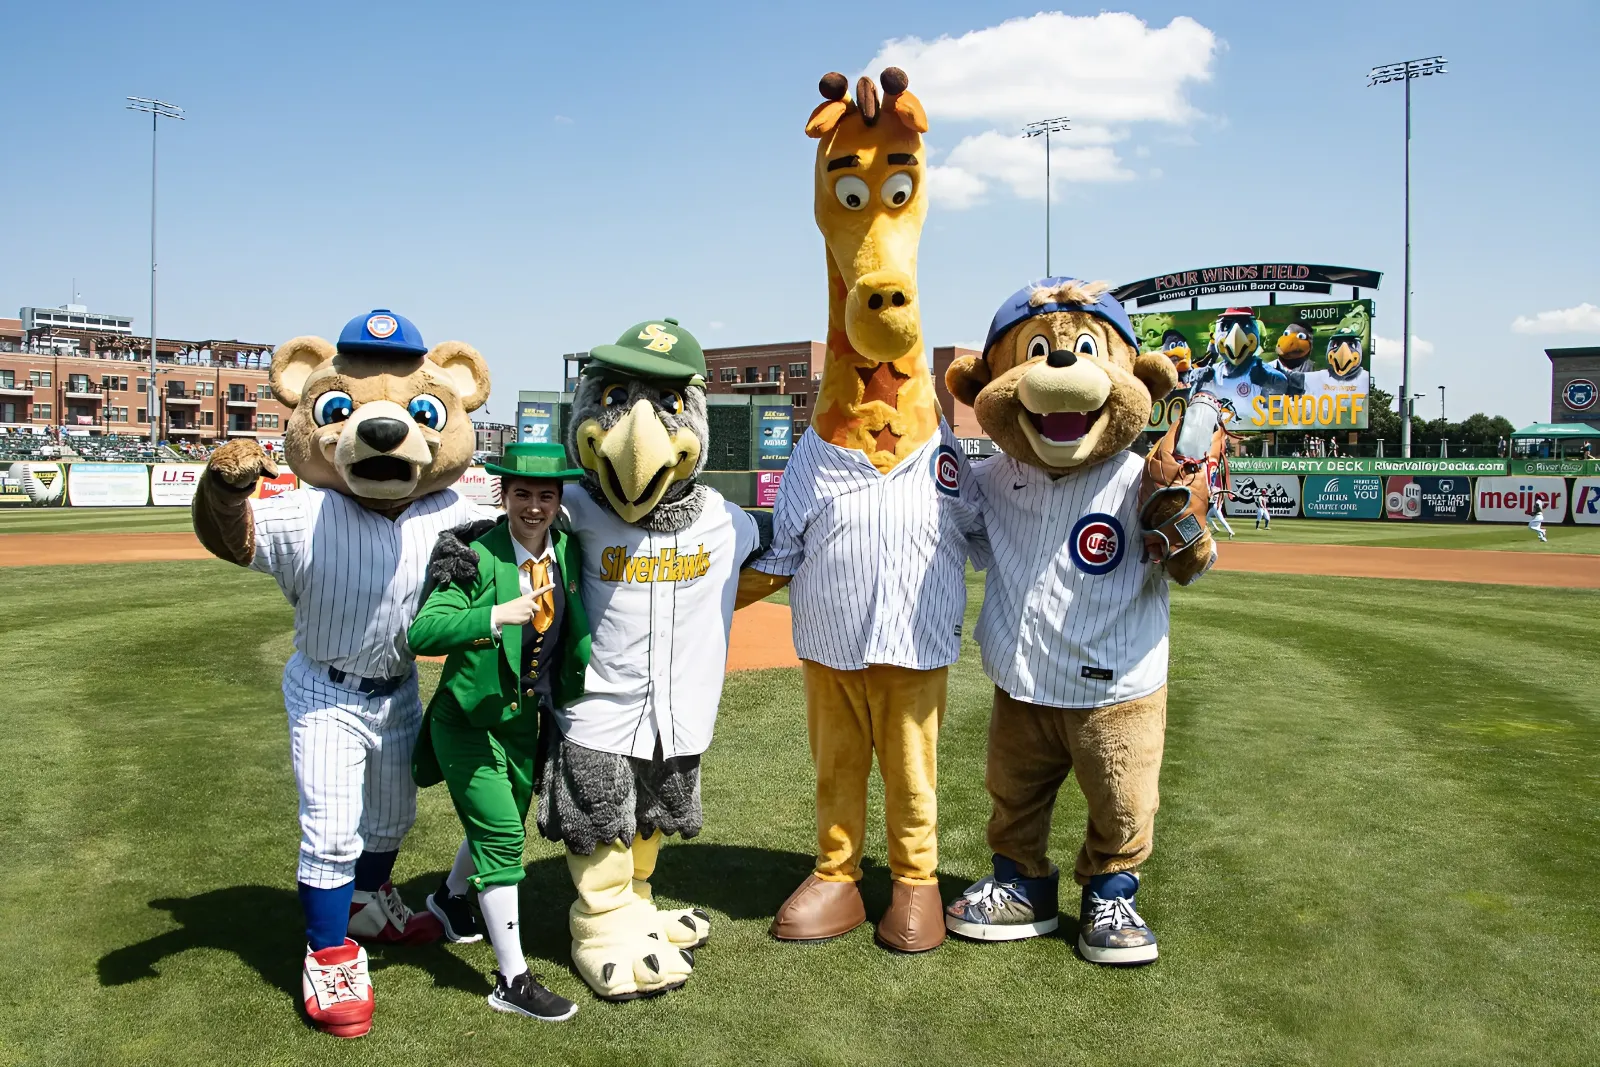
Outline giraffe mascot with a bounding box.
[744,68,988,954]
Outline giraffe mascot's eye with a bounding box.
[407,394,447,430]
[881,172,914,208]
[313,390,354,426]
[603,385,630,409]
[834,176,869,210]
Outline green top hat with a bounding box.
[586,318,707,385]
[484,442,584,480]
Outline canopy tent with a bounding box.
[1511,422,1598,458]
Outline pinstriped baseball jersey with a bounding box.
[753,423,991,672]
[250,486,494,678]
[972,450,1168,709]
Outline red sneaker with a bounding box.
[348,882,444,945]
[301,939,373,1039]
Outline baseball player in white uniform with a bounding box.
[191,308,496,1038]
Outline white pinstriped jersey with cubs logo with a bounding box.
[753,423,990,672]
[972,449,1168,709]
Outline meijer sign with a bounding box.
[1472,477,1566,523]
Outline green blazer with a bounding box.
[409,522,590,785]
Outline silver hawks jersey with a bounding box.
[972,450,1169,709]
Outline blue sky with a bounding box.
[3,0,1595,426]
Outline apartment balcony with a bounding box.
[731,378,784,391]
[166,426,205,436]
[225,397,258,408]
[164,394,203,406]
[224,426,260,437]
[0,385,34,398]
[65,387,103,401]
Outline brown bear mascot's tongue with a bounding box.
[191,309,493,1040]
[940,278,1221,964]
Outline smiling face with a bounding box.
[1326,333,1364,378]
[1276,323,1313,366]
[945,294,1179,476]
[571,374,706,524]
[269,336,488,509]
[809,74,929,364]
[501,476,562,551]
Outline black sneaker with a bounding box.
[426,881,482,944]
[487,971,578,1022]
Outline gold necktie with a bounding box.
[522,558,555,634]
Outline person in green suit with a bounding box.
[408,442,589,1022]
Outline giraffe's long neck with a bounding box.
[810,256,939,474]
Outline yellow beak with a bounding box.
[577,400,701,523]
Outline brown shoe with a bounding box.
[770,874,866,942]
[875,881,946,953]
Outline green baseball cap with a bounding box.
[484,442,584,480]
[586,318,707,385]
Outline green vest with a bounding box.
[408,522,591,786]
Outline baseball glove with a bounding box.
[1138,400,1230,565]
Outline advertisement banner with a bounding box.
[1225,473,1300,518]
[0,461,67,507]
[517,402,555,444]
[756,470,783,508]
[150,463,207,506]
[66,462,150,507]
[1508,458,1600,477]
[453,466,499,507]
[1384,476,1474,521]
[757,406,793,470]
[253,472,299,500]
[1231,456,1506,476]
[1570,479,1600,525]
[1473,476,1566,523]
[1133,299,1373,432]
[1302,475,1383,519]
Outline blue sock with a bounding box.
[1087,871,1139,900]
[298,881,355,951]
[353,850,398,892]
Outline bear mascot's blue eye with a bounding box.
[313,391,354,426]
[407,394,447,430]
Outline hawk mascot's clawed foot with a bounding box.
[568,842,694,1001]
[631,830,711,949]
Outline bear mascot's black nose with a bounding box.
[1047,349,1077,368]
[356,417,411,453]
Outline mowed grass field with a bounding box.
[0,555,1596,1067]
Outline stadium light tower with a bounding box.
[1022,116,1071,276]
[126,97,185,446]
[1368,56,1446,458]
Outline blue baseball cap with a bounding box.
[982,278,1138,358]
[336,309,428,358]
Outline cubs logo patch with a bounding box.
[1565,378,1597,411]
[365,314,398,339]
[1236,382,1251,398]
[638,323,678,353]
[1069,513,1125,575]
[932,445,960,496]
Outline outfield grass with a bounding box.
[0,562,1596,1066]
[1220,517,1600,553]
[0,506,193,534]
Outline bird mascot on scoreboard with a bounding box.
[427,318,761,1003]
[190,309,495,1038]
[941,278,1223,964]
[739,68,989,956]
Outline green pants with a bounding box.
[431,710,539,889]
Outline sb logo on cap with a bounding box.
[366,314,398,339]
[638,323,678,353]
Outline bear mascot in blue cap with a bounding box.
[940,278,1223,964]
[191,310,502,1038]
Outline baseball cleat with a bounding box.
[426,880,483,944]
[302,939,373,1039]
[486,970,579,1022]
[349,882,444,945]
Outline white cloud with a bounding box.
[1373,334,1436,378]
[553,115,574,125]
[1510,302,1600,335]
[709,321,725,330]
[863,12,1214,210]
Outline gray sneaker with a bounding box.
[1076,873,1157,965]
[945,857,1060,941]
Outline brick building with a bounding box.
[700,340,983,439]
[0,304,289,449]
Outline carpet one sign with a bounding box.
[1303,475,1383,519]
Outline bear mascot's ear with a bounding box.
[269,336,336,408]
[426,341,491,412]
[945,353,992,409]
[1132,352,1180,402]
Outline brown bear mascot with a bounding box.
[941,278,1220,964]
[191,309,493,1038]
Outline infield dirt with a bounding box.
[2,531,1594,673]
